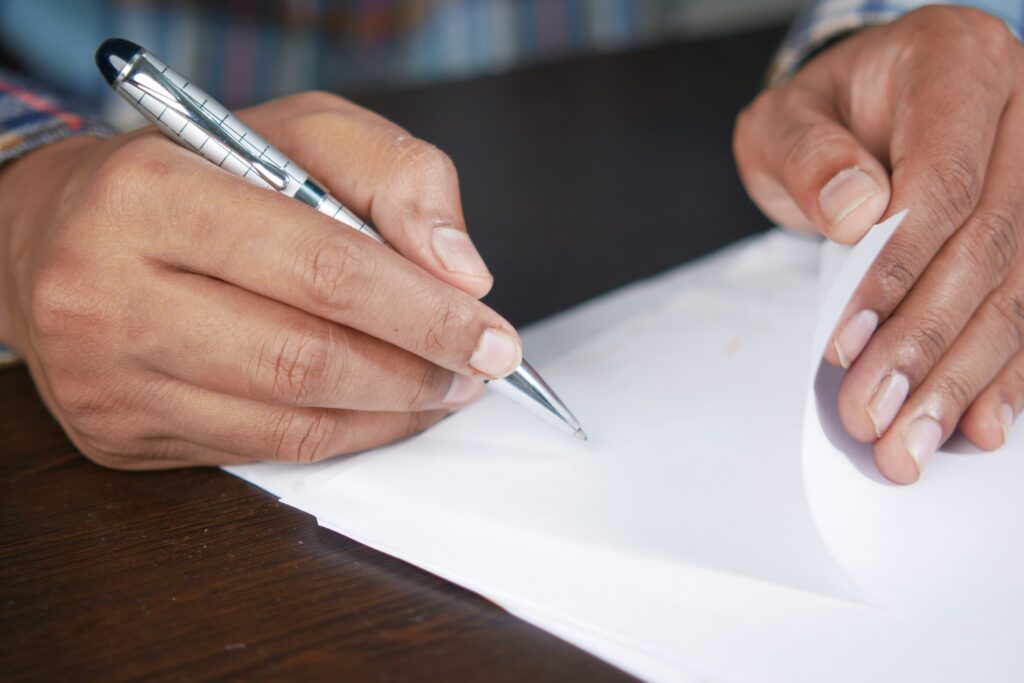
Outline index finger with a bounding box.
[121,136,522,380]
[238,93,494,299]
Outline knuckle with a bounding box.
[933,374,970,411]
[269,409,337,463]
[93,136,175,203]
[778,122,852,197]
[258,327,334,404]
[900,8,1013,87]
[30,254,105,339]
[873,241,922,302]
[924,150,982,224]
[964,8,1014,47]
[779,121,825,175]
[294,233,370,311]
[907,5,995,36]
[961,208,1021,277]
[388,134,456,184]
[902,312,955,367]
[987,287,1024,348]
[377,132,462,228]
[932,372,976,412]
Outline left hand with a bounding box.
[734,6,1024,483]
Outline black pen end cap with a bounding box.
[96,38,142,85]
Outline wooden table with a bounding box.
[2,25,784,681]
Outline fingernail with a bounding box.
[904,416,943,473]
[443,373,486,407]
[867,371,910,438]
[833,309,879,368]
[819,167,882,227]
[469,328,521,378]
[432,227,491,278]
[998,403,1015,445]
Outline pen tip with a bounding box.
[574,428,588,442]
[95,38,142,85]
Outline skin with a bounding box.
[735,7,1024,484]
[0,92,522,469]
[3,7,1020,479]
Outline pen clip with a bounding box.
[129,60,289,191]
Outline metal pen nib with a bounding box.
[487,360,586,440]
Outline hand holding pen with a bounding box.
[0,40,579,469]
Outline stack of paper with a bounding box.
[228,216,1024,682]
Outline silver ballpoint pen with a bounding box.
[95,38,586,441]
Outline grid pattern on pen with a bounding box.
[115,53,375,237]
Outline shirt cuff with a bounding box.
[0,68,111,166]
[770,1,1024,85]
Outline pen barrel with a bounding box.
[111,50,382,242]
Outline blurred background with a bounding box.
[0,0,802,324]
[1,0,802,127]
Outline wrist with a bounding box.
[0,135,104,349]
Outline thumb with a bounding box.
[735,87,891,244]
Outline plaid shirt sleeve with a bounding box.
[770,0,1024,83]
[0,68,110,166]
[0,69,110,367]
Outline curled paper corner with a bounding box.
[799,210,909,605]
[801,208,1024,621]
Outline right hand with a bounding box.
[0,91,520,469]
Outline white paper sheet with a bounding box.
[292,231,861,600]
[802,212,1024,624]
[230,223,1024,682]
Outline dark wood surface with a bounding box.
[1,25,784,682]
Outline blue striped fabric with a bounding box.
[0,68,109,164]
[1,0,801,117]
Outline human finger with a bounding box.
[735,69,891,243]
[826,12,1016,369]
[137,270,486,411]
[115,139,522,380]
[156,383,449,464]
[239,93,493,298]
[870,264,1024,483]
[836,94,1024,442]
[959,351,1024,451]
